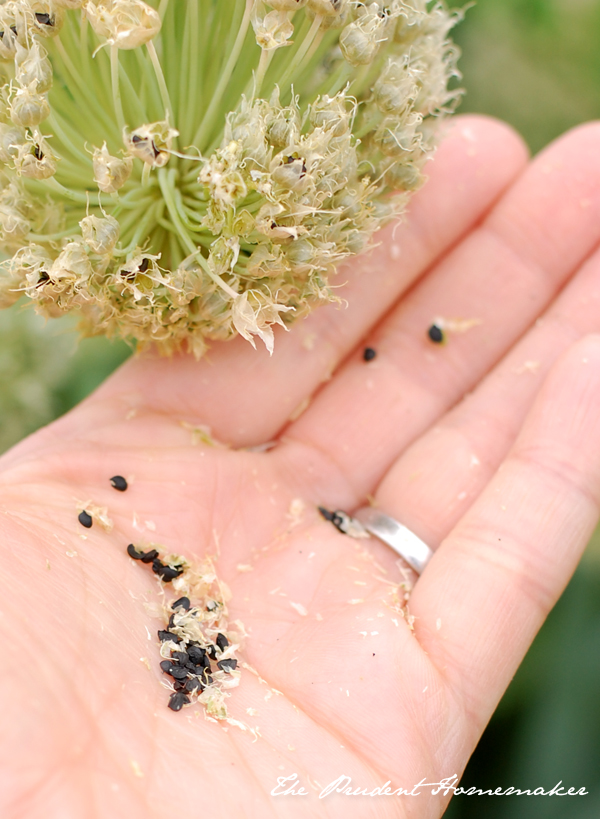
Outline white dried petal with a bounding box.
[84,0,161,50]
[13,138,57,179]
[79,214,120,255]
[92,142,133,193]
[125,120,178,167]
[252,9,294,51]
[15,42,53,94]
[0,123,26,164]
[9,85,50,127]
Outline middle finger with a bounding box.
[282,123,600,498]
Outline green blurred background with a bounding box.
[0,0,599,813]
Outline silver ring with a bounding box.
[352,507,433,575]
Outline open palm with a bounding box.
[2,116,600,819]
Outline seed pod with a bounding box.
[385,161,423,192]
[306,0,349,28]
[271,155,307,191]
[92,142,133,193]
[15,42,53,94]
[51,240,93,286]
[267,0,307,10]
[339,22,378,65]
[30,7,64,39]
[0,21,18,61]
[252,9,294,51]
[79,214,120,255]
[10,86,50,127]
[125,120,178,167]
[13,140,57,180]
[0,123,26,164]
[84,0,161,50]
[375,69,418,117]
[0,203,30,241]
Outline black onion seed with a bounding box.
[168,692,190,711]
[159,660,173,674]
[153,563,184,582]
[427,323,444,344]
[109,475,128,491]
[318,506,335,522]
[173,680,187,691]
[78,511,92,529]
[216,633,229,651]
[363,347,376,362]
[172,596,190,611]
[185,677,203,693]
[158,630,181,643]
[172,651,189,664]
[127,543,144,560]
[187,646,206,665]
[217,659,238,672]
[140,549,159,564]
[168,614,176,629]
[169,666,188,680]
[206,645,217,661]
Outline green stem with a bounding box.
[157,167,198,256]
[191,0,254,150]
[146,40,175,121]
[111,45,126,134]
[277,14,323,93]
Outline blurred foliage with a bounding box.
[0,1,599,813]
[0,306,130,453]
[455,0,600,152]
[448,5,600,815]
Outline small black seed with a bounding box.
[201,656,212,672]
[168,692,189,711]
[185,677,203,693]
[206,645,217,661]
[216,633,229,651]
[173,679,187,691]
[158,565,184,582]
[158,630,181,643]
[35,12,53,26]
[139,257,150,272]
[140,549,159,564]
[78,511,92,529]
[159,660,173,674]
[363,347,376,362]
[427,323,444,344]
[169,666,189,680]
[127,543,144,560]
[152,558,165,573]
[172,596,190,611]
[172,651,189,664]
[187,645,205,665]
[109,475,128,491]
[168,614,176,629]
[217,659,238,672]
[33,145,44,161]
[318,506,335,522]
[131,134,143,144]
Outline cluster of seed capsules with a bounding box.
[0,0,460,356]
[128,546,239,713]
[80,472,240,714]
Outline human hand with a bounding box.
[2,115,600,819]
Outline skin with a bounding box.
[1,114,600,819]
